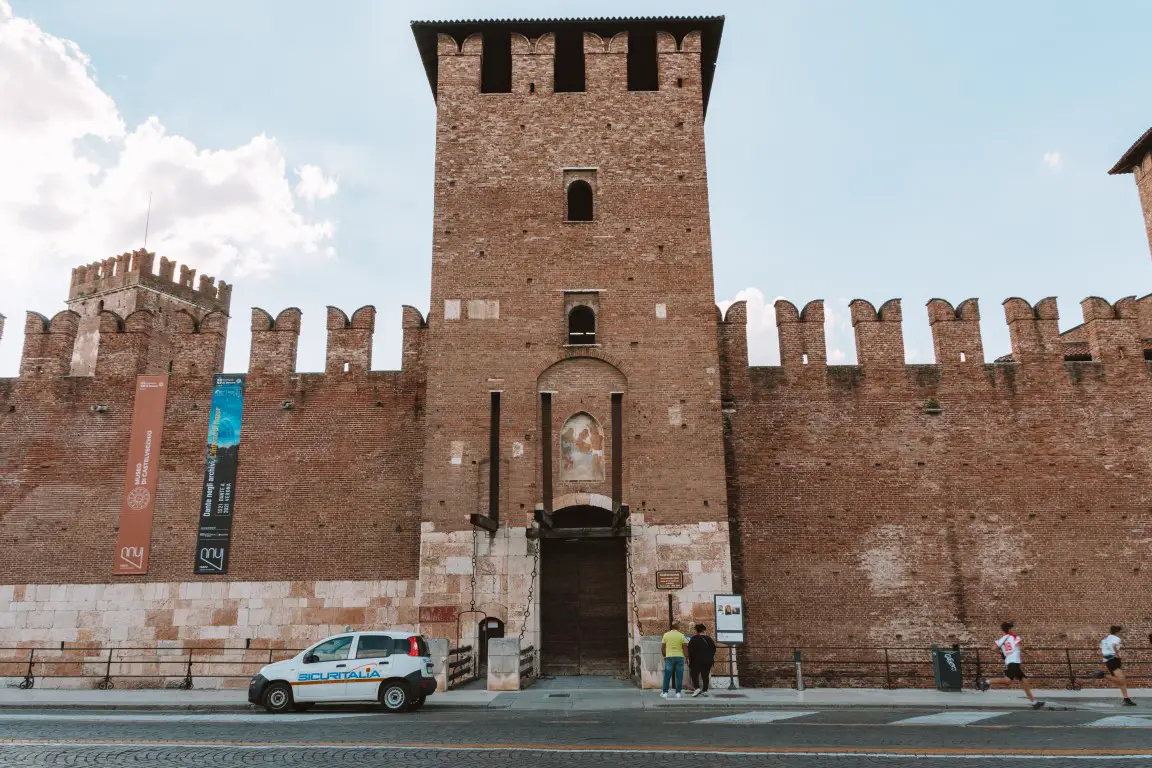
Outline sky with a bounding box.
[1,0,1150,377]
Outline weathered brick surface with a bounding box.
[1134,151,1152,259]
[0,305,424,585]
[725,295,1152,651]
[420,29,729,537]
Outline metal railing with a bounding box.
[4,641,1145,692]
[735,645,1151,690]
[446,645,476,689]
[0,645,302,690]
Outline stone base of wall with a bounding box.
[0,579,419,690]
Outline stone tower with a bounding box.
[65,249,232,376]
[409,17,733,676]
[1109,126,1152,261]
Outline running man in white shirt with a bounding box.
[1095,625,1136,706]
[979,622,1045,709]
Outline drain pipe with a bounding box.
[794,648,805,692]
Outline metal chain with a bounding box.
[518,539,540,648]
[469,528,478,612]
[625,530,644,677]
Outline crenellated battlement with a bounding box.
[849,298,905,367]
[414,17,722,111]
[20,310,80,379]
[68,249,232,313]
[775,299,827,370]
[927,298,983,365]
[720,294,1152,401]
[326,305,376,375]
[245,307,424,378]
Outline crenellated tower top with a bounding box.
[63,249,232,376]
[410,16,724,114]
[68,248,232,312]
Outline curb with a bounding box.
[0,701,1075,713]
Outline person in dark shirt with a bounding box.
[687,623,717,697]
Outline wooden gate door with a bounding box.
[540,536,628,676]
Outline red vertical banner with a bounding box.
[112,375,168,575]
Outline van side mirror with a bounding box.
[303,653,319,664]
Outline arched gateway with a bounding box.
[539,505,629,677]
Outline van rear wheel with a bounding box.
[262,682,293,714]
[380,681,411,713]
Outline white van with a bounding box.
[248,631,436,713]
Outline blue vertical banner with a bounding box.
[194,374,245,574]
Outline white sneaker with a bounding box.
[691,689,702,698]
[660,692,668,699]
[675,692,682,699]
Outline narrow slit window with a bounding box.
[554,28,585,92]
[802,354,809,365]
[568,305,596,344]
[567,180,593,221]
[626,28,658,91]
[480,31,512,93]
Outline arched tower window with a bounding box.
[567,180,593,221]
[568,305,596,344]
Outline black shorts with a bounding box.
[1004,663,1026,681]
[1105,657,1122,673]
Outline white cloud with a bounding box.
[0,0,336,374]
[294,164,338,201]
[719,288,858,366]
[1043,151,1062,170]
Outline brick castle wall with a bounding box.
[724,295,1152,654]
[0,305,426,585]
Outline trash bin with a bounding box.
[931,645,963,692]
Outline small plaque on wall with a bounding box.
[656,570,684,590]
[419,606,459,623]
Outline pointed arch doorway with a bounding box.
[539,505,629,677]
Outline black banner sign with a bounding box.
[194,374,245,574]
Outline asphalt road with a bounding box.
[1,705,1150,766]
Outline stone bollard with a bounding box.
[639,636,664,689]
[486,637,521,691]
[426,638,449,694]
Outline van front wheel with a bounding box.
[380,681,411,713]
[262,682,293,714]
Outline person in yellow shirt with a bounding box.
[660,622,688,698]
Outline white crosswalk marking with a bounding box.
[890,710,1011,726]
[693,710,816,724]
[0,713,372,724]
[1086,715,1152,727]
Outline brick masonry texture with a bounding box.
[722,295,1152,651]
[1135,152,1152,259]
[1,20,1151,669]
[0,305,425,586]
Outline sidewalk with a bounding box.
[2,685,1144,711]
